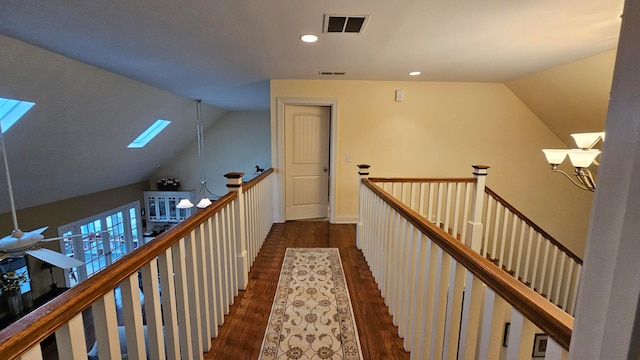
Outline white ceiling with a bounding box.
[0,0,624,216]
[0,0,623,110]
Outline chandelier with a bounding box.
[177,100,219,209]
[542,132,604,192]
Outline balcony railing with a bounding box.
[357,165,574,359]
[0,169,274,360]
[367,165,582,315]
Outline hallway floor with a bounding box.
[206,221,410,359]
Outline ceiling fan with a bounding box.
[0,122,89,269]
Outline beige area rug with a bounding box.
[259,248,363,360]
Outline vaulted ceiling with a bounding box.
[0,0,624,214]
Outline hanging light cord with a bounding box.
[195,100,221,200]
[0,122,22,235]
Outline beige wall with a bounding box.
[0,181,148,297]
[152,110,271,196]
[506,50,615,146]
[271,79,594,257]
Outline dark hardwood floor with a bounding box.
[206,221,410,360]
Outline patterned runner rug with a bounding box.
[259,248,363,360]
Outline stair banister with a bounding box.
[360,175,574,349]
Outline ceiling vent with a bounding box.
[323,15,369,34]
[319,71,346,76]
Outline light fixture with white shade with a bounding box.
[542,131,604,192]
[176,100,221,209]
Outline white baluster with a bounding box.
[431,248,452,359]
[121,273,147,360]
[204,217,220,337]
[539,241,551,298]
[459,273,486,360]
[546,246,559,302]
[496,207,510,268]
[402,224,417,347]
[478,289,509,360]
[507,216,521,270]
[18,346,42,360]
[56,314,87,359]
[212,212,226,324]
[443,260,466,360]
[561,260,575,313]
[141,259,166,360]
[452,183,463,240]
[485,197,495,259]
[185,229,204,358]
[545,336,568,360]
[92,290,122,360]
[531,233,543,292]
[409,232,427,358]
[554,254,567,308]
[505,310,536,360]
[172,238,194,359]
[158,249,180,359]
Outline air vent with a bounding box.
[323,15,369,34]
[319,71,346,76]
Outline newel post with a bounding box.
[356,164,370,248]
[225,172,249,290]
[465,165,489,252]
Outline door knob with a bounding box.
[323,167,328,172]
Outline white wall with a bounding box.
[271,80,594,257]
[152,111,271,197]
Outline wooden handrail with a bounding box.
[243,168,274,193]
[369,177,476,184]
[363,179,574,350]
[485,187,582,265]
[0,192,237,360]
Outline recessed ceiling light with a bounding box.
[409,71,421,76]
[300,34,318,43]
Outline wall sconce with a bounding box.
[542,132,605,192]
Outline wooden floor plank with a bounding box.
[206,221,410,360]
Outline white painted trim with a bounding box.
[274,97,338,223]
[333,216,358,224]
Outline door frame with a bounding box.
[274,97,338,223]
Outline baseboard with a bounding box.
[332,216,357,224]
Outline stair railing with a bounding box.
[357,166,573,359]
[481,187,582,314]
[0,169,273,360]
[365,165,582,315]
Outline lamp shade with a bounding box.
[571,132,605,149]
[568,149,600,168]
[196,197,213,208]
[176,198,194,209]
[542,149,568,165]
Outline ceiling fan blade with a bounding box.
[42,230,109,242]
[26,248,84,269]
[31,226,49,235]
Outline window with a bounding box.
[127,119,171,148]
[0,97,36,133]
[58,201,142,286]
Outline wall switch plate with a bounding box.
[346,154,351,162]
[395,90,403,102]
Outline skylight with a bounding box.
[127,119,171,148]
[0,97,36,133]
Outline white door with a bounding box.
[285,105,330,220]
